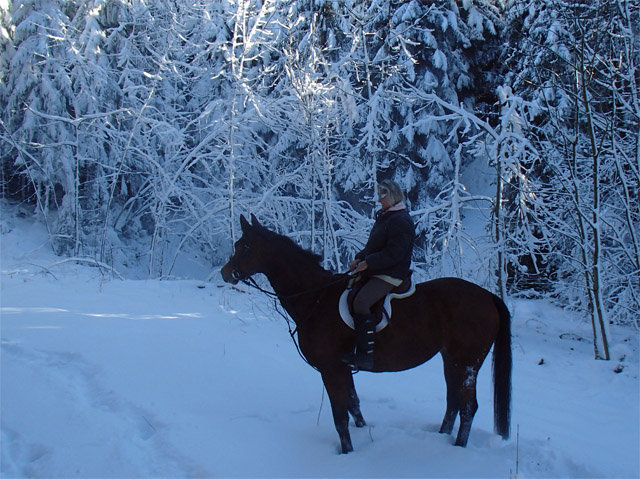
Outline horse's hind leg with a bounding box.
[454,365,479,447]
[347,373,366,427]
[439,352,460,435]
[440,354,479,447]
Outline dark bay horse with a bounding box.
[221,214,512,454]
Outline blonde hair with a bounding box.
[378,179,405,206]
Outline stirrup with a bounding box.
[341,352,374,371]
[340,352,355,365]
[351,353,374,371]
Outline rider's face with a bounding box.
[378,190,391,210]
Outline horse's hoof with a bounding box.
[454,438,469,447]
[340,441,354,454]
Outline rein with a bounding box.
[240,273,350,300]
[240,276,279,298]
[239,273,351,372]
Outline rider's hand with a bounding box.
[354,261,368,273]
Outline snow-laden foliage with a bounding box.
[1,0,638,355]
[504,0,640,356]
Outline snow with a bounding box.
[1,208,639,478]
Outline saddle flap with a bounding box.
[340,273,416,332]
[346,271,414,311]
[339,289,389,333]
[390,274,412,295]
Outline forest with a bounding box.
[1,0,638,359]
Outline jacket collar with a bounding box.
[375,201,407,219]
[387,201,407,212]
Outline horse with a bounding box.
[221,214,512,454]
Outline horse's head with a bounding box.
[221,214,266,284]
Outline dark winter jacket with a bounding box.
[355,207,415,280]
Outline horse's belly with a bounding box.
[374,329,442,372]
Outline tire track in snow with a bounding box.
[1,340,210,477]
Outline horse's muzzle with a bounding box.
[220,263,239,284]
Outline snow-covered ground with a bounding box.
[1,207,638,478]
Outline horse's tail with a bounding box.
[492,294,512,440]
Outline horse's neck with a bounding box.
[263,261,330,322]
[266,264,329,297]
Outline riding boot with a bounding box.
[345,313,376,371]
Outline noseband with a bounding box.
[231,269,244,281]
[229,244,251,282]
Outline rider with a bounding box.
[343,179,415,370]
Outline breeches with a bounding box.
[352,277,395,316]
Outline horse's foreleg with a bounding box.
[454,366,479,447]
[322,369,354,454]
[439,353,460,435]
[347,373,366,427]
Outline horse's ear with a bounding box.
[250,214,261,228]
[240,215,252,234]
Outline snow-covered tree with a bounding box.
[505,0,640,357]
[1,0,81,254]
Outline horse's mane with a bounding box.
[261,227,327,273]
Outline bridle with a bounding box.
[229,244,251,283]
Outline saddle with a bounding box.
[338,272,416,332]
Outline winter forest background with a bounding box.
[0,0,638,360]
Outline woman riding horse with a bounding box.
[221,214,511,453]
[345,179,415,370]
